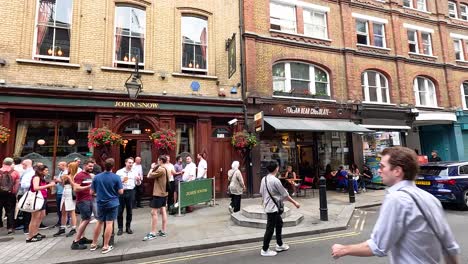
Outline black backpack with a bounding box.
[0,170,14,193]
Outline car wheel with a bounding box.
[459,190,468,210]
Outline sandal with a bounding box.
[26,236,41,243]
[89,244,99,251]
[101,245,114,254]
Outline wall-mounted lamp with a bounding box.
[159,71,167,80]
[37,139,46,145]
[124,57,143,99]
[0,59,6,66]
[162,90,167,95]
[230,86,238,94]
[218,87,226,97]
[0,79,5,85]
[84,64,92,74]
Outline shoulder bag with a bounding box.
[400,189,457,264]
[265,176,284,215]
[18,178,44,212]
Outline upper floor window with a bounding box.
[272,62,330,99]
[414,77,437,107]
[353,14,387,48]
[303,9,327,39]
[270,2,296,33]
[453,39,465,60]
[34,0,73,62]
[449,1,458,18]
[114,6,146,68]
[403,0,427,11]
[406,28,432,55]
[181,15,208,74]
[356,20,369,45]
[361,71,390,104]
[461,4,468,20]
[461,82,468,109]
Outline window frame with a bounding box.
[113,5,146,68]
[454,39,465,61]
[421,32,433,56]
[461,82,468,110]
[407,30,419,53]
[461,4,468,20]
[303,9,328,39]
[269,1,297,34]
[449,1,458,18]
[361,71,390,104]
[403,0,427,12]
[414,77,437,107]
[356,20,370,46]
[272,61,331,97]
[181,15,209,74]
[33,0,73,62]
[372,22,386,48]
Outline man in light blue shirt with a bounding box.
[331,147,460,264]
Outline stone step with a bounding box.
[231,210,304,229]
[241,205,291,219]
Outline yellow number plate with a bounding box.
[416,180,431,186]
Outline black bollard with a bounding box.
[348,174,355,203]
[319,176,328,221]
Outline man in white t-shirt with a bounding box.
[164,155,176,207]
[196,153,207,179]
[132,157,144,208]
[182,156,196,182]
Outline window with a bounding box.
[361,71,390,104]
[303,9,327,39]
[114,6,146,68]
[449,2,458,18]
[461,82,468,109]
[34,0,73,62]
[403,0,427,11]
[272,62,330,98]
[373,23,386,48]
[356,20,369,45]
[403,0,411,7]
[181,16,208,73]
[414,77,437,107]
[454,39,464,60]
[461,5,468,20]
[407,30,418,53]
[421,32,432,55]
[270,2,296,33]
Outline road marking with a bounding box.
[138,232,361,264]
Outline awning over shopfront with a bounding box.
[360,124,411,130]
[264,116,372,133]
[414,111,457,125]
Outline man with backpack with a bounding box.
[0,157,20,234]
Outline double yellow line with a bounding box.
[139,231,360,264]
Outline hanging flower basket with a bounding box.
[0,125,10,143]
[231,131,257,150]
[87,127,123,148]
[149,128,177,151]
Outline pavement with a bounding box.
[0,189,386,264]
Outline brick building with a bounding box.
[0,0,243,196]
[242,0,468,188]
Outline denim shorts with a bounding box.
[76,200,93,220]
[96,206,118,222]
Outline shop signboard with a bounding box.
[365,156,382,184]
[254,111,264,132]
[179,179,213,208]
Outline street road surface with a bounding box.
[122,206,467,264]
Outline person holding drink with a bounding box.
[116,158,139,236]
[53,161,78,237]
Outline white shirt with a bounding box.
[182,162,196,182]
[116,167,138,190]
[132,163,143,185]
[197,159,207,179]
[20,167,35,190]
[14,164,24,176]
[164,163,175,182]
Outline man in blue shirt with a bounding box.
[331,147,460,264]
[90,158,123,254]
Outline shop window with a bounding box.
[259,132,296,173]
[272,62,330,99]
[270,1,296,33]
[317,132,351,173]
[176,123,195,156]
[114,6,146,68]
[361,71,390,104]
[461,81,468,109]
[14,120,92,175]
[413,76,437,107]
[181,15,208,74]
[303,9,327,39]
[34,0,73,62]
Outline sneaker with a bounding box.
[66,228,76,237]
[275,243,290,252]
[71,241,87,250]
[7,229,14,235]
[260,249,277,257]
[101,245,114,254]
[354,191,357,194]
[143,233,157,241]
[79,237,93,244]
[39,223,48,230]
[228,206,233,214]
[24,229,29,235]
[157,230,167,237]
[53,228,66,237]
[89,219,97,224]
[174,202,179,208]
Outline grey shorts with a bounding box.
[76,200,93,220]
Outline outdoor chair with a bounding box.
[297,176,315,197]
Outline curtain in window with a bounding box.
[200,27,207,63]
[14,121,29,157]
[115,15,123,61]
[188,126,194,156]
[36,0,53,55]
[176,127,182,155]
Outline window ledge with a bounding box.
[363,101,397,106]
[356,44,391,55]
[455,60,468,66]
[402,6,431,15]
[172,72,218,80]
[272,95,336,102]
[408,52,437,62]
[100,66,155,74]
[416,105,444,110]
[16,59,80,68]
[356,44,390,51]
[269,30,332,46]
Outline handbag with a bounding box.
[400,189,457,264]
[18,189,44,212]
[265,176,284,214]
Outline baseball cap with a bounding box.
[2,157,13,165]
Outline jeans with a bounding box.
[118,189,134,229]
[262,212,283,251]
[230,194,241,212]
[134,185,143,207]
[168,181,175,207]
[0,192,16,229]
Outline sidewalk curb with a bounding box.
[37,204,357,264]
[355,202,382,209]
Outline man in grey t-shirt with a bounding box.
[259,160,300,257]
